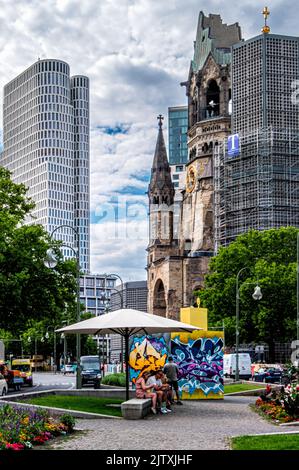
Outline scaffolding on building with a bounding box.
[214,127,299,251]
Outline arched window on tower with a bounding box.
[206,80,220,118]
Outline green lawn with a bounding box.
[231,434,299,450]
[25,396,123,417]
[224,384,265,394]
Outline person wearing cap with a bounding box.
[163,356,183,405]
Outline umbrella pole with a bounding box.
[125,330,129,401]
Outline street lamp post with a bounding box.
[297,231,299,365]
[42,326,61,373]
[236,267,262,382]
[104,274,125,371]
[101,279,125,370]
[27,336,38,356]
[100,287,123,371]
[44,224,81,389]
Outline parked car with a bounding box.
[0,373,8,396]
[254,368,282,383]
[80,356,101,388]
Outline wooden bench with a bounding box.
[121,398,152,419]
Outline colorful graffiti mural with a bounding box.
[171,331,224,399]
[129,335,168,385]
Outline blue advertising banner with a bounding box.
[227,134,239,157]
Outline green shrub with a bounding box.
[102,373,126,387]
[60,414,76,432]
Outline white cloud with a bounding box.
[0,0,295,280]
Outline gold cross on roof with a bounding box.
[263,6,270,19]
[261,6,270,34]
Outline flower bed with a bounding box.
[255,383,299,424]
[0,404,75,450]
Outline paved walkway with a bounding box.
[50,396,299,450]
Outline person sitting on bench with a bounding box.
[135,371,158,414]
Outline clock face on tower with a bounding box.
[186,165,197,193]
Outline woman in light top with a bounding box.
[135,371,158,414]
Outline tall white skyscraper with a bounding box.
[0,59,90,272]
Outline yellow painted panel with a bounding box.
[180,307,208,330]
[181,389,224,400]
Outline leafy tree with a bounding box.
[197,227,298,360]
[0,167,77,335]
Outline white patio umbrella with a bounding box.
[56,308,202,400]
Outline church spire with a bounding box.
[149,115,174,202]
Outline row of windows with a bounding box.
[71,76,89,88]
[74,201,89,210]
[5,112,74,143]
[5,86,70,122]
[37,72,69,88]
[71,88,88,101]
[48,208,74,219]
[40,138,73,150]
[81,277,115,288]
[5,60,69,94]
[5,86,70,116]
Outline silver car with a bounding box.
[62,364,75,375]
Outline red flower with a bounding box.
[5,443,24,451]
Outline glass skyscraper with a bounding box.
[168,106,188,165]
[0,59,90,272]
[168,106,188,191]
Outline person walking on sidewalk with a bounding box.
[163,356,183,405]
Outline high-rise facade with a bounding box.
[232,34,299,134]
[79,274,116,317]
[0,59,90,272]
[109,281,148,362]
[214,31,299,248]
[168,106,188,192]
[168,106,188,165]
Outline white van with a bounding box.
[223,353,252,380]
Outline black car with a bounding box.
[80,356,102,388]
[254,368,282,383]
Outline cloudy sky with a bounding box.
[0,0,296,282]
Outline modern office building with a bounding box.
[232,33,299,134]
[79,274,117,362]
[214,28,299,249]
[0,59,90,272]
[109,281,148,362]
[79,274,116,317]
[168,106,188,191]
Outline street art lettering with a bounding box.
[129,335,168,385]
[171,335,224,396]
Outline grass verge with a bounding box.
[224,384,265,394]
[24,396,123,417]
[231,433,299,450]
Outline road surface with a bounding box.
[7,372,76,395]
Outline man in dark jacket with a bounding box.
[163,356,182,405]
